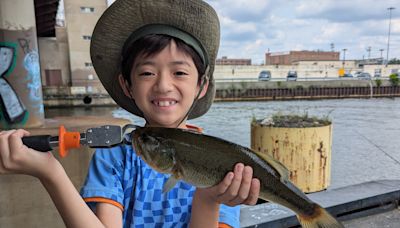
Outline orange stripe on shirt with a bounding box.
[218,223,232,228]
[83,197,124,211]
[186,124,203,133]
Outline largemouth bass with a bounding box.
[132,127,343,228]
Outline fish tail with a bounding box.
[297,204,344,228]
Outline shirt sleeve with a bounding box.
[80,146,127,211]
[219,204,240,228]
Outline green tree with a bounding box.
[388,58,400,64]
[389,74,399,86]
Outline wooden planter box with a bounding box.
[251,120,332,193]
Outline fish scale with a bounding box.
[168,133,316,215]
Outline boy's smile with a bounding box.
[124,40,208,128]
[152,98,177,108]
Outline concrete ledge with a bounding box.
[240,179,400,227]
[215,80,391,90]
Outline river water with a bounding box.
[45,97,400,190]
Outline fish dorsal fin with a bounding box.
[252,149,290,181]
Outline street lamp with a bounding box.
[386,7,395,65]
[342,48,347,67]
[366,46,371,59]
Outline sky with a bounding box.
[62,0,400,64]
[204,0,400,64]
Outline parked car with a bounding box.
[374,69,382,77]
[258,70,271,81]
[286,71,297,81]
[357,72,372,80]
[343,73,353,77]
[354,71,363,77]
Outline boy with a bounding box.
[0,0,260,227]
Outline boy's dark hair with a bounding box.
[121,34,206,85]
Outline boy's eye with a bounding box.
[139,72,154,77]
[175,71,189,76]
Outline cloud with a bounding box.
[390,19,400,35]
[207,0,274,22]
[205,0,400,63]
[295,0,400,22]
[218,15,259,41]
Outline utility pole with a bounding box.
[386,7,395,65]
[342,48,347,67]
[379,49,384,59]
[339,48,347,77]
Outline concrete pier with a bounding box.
[0,0,45,129]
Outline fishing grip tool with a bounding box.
[22,124,138,157]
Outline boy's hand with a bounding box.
[197,163,260,206]
[0,129,59,179]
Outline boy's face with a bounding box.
[122,41,207,128]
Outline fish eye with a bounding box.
[140,134,161,148]
[141,134,152,143]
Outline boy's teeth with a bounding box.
[156,101,176,107]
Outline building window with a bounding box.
[82,35,92,40]
[80,7,95,13]
[85,62,93,67]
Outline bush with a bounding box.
[389,74,399,86]
[375,79,382,87]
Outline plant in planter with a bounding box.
[251,112,332,193]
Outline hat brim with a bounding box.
[90,0,220,119]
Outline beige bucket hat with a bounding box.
[90,0,220,119]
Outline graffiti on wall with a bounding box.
[18,37,44,117]
[0,43,27,124]
[0,26,45,128]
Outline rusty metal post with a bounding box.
[251,120,333,193]
[0,0,45,129]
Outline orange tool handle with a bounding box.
[21,125,81,158]
[58,125,81,157]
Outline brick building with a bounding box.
[265,51,340,65]
[216,56,251,65]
